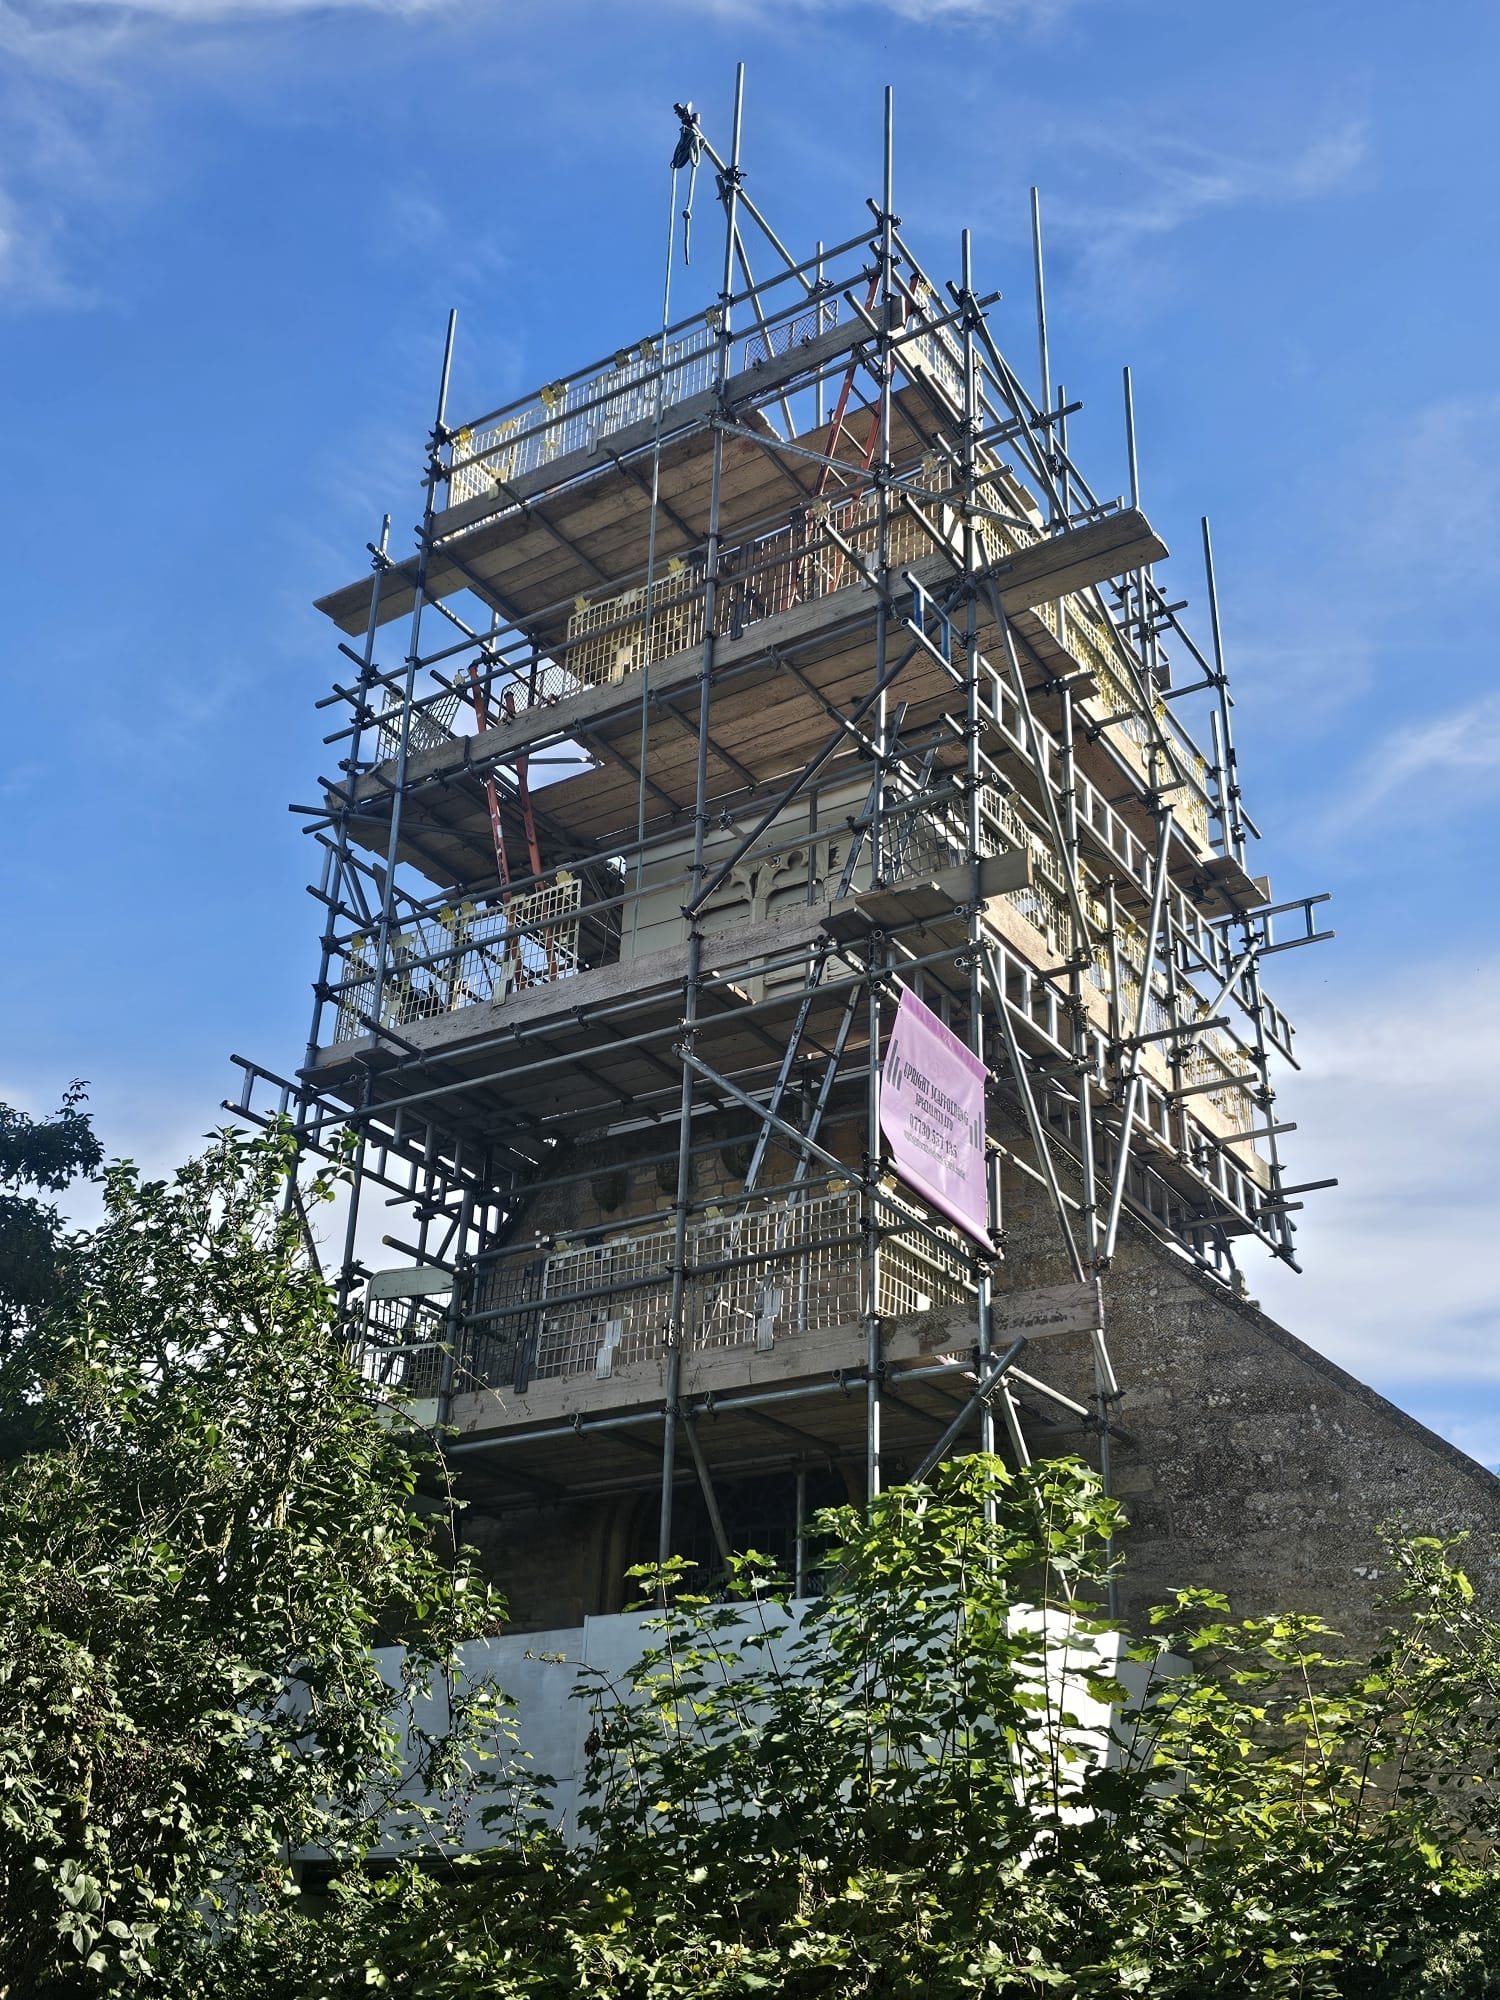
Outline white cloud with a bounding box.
[16,0,1071,44]
[0,0,551,92]
[11,0,441,28]
[1046,119,1368,290]
[1252,958,1500,1390]
[810,0,1071,17]
[1365,392,1500,582]
[1398,1402,1500,1477]
[0,3,133,72]
[1327,690,1500,828]
[0,0,1079,314]
[1283,123,1369,198]
[1211,387,1500,768]
[0,37,121,306]
[644,0,1076,20]
[0,1069,224,1227]
[0,179,94,308]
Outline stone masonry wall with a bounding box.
[997,1170,1500,1648]
[460,1117,1500,1648]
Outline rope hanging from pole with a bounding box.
[670,100,702,264]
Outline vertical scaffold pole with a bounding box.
[1122,365,1141,510]
[660,63,744,1567]
[1201,516,1246,864]
[1202,514,1285,1261]
[436,1186,475,1435]
[372,310,456,1030]
[864,84,896,1504]
[348,308,453,1314]
[1122,366,1152,681]
[631,134,692,955]
[1100,809,1173,1265]
[958,227,996,1462]
[1029,188,1053,523]
[327,515,391,1320]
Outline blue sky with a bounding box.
[2,0,1496,1458]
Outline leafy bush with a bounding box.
[7,1121,1500,1997]
[219,1460,1500,1998]
[0,1082,105,1339]
[0,1129,510,1998]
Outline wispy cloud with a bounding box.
[1254,958,1500,1394]
[0,182,79,307]
[1231,633,1378,745]
[1326,690,1500,828]
[16,0,1074,53]
[806,0,1073,18]
[1397,1400,1500,1477]
[0,0,450,120]
[1274,389,1500,807]
[0,756,47,803]
[1212,384,1500,772]
[0,7,148,307]
[650,0,1074,20]
[60,0,437,7]
[0,27,126,306]
[0,0,513,314]
[0,0,1078,313]
[1047,118,1368,290]
[9,0,442,35]
[1366,392,1500,582]
[0,2,142,72]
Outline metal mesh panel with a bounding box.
[447,326,719,505]
[742,296,839,368]
[903,296,967,409]
[1005,877,1071,962]
[557,469,952,694]
[1180,1037,1255,1122]
[1047,603,1215,850]
[882,1211,973,1319]
[465,1189,974,1391]
[886,782,1059,887]
[565,564,705,686]
[530,1227,676,1382]
[694,1192,868,1348]
[355,1294,449,1403]
[450,303,844,511]
[332,876,583,1042]
[375,689,464,761]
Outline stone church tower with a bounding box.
[237,90,1500,1647]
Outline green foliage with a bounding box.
[0,1127,516,1998]
[214,1461,1500,1999]
[6,1121,1500,1995]
[0,1082,105,1193]
[0,1081,104,1338]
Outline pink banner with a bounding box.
[879,988,991,1248]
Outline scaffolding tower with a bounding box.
[234,79,1333,1598]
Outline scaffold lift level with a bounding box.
[232,74,1333,1590]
